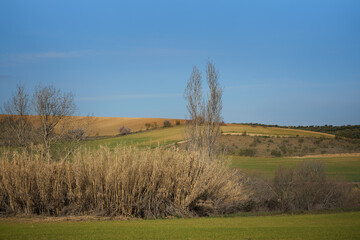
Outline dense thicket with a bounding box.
[291,125,360,139]
[0,147,246,217]
[243,160,360,212]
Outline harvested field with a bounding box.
[0,115,185,137]
[87,116,184,136]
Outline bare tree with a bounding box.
[1,84,32,147]
[205,59,223,156]
[32,85,76,159]
[184,60,223,157]
[119,126,131,135]
[184,65,205,152]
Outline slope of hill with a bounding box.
[0,115,185,137]
[84,122,336,150]
[86,116,184,136]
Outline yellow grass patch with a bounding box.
[222,124,334,138]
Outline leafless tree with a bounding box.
[184,60,223,157]
[32,85,76,160]
[119,126,131,135]
[205,59,223,156]
[184,65,205,152]
[1,84,32,147]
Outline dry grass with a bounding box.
[222,124,335,138]
[0,146,246,218]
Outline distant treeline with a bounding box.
[232,123,360,139]
[290,125,360,139]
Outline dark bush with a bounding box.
[279,144,287,154]
[151,122,158,128]
[163,120,172,128]
[119,126,131,135]
[67,127,86,140]
[271,149,282,157]
[238,148,257,157]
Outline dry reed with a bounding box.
[0,146,246,218]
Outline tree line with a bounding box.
[232,123,360,139]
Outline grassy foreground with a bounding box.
[0,212,359,240]
[230,155,360,181]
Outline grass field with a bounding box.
[230,155,360,181]
[0,212,359,240]
[84,126,185,149]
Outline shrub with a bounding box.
[271,149,282,157]
[238,148,257,157]
[119,126,131,135]
[279,144,287,154]
[145,123,151,130]
[176,120,181,126]
[67,127,86,140]
[163,120,172,128]
[0,147,247,217]
[244,160,359,212]
[249,137,261,147]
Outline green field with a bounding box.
[230,155,360,181]
[84,126,185,149]
[1,212,359,240]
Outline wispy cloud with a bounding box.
[16,47,194,60]
[0,47,196,66]
[130,48,194,57]
[77,93,182,101]
[18,50,98,60]
[0,75,12,79]
[0,75,13,82]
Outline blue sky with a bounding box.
[0,0,359,125]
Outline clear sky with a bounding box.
[0,0,359,126]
